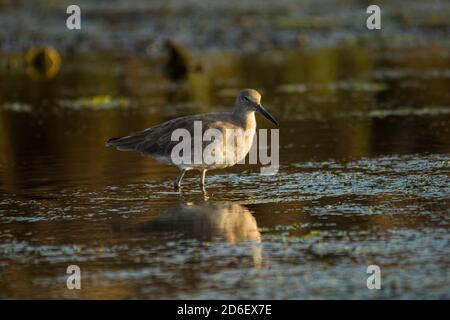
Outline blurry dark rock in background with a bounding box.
[25,46,61,80]
[164,40,190,81]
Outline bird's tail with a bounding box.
[106,132,147,151]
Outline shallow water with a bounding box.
[0,46,449,299]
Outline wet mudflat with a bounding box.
[0,45,449,298]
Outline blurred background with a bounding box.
[0,0,449,299]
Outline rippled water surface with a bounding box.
[0,46,449,298]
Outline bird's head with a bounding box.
[236,89,278,126]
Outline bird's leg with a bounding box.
[200,169,206,188]
[174,169,186,190]
[200,170,208,196]
[201,187,209,200]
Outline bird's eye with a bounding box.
[244,97,250,102]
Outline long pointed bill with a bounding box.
[256,104,278,126]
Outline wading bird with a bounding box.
[106,89,278,190]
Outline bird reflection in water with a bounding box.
[143,202,262,268]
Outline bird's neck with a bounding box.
[232,109,256,131]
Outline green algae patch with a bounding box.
[59,95,130,110]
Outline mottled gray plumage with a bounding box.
[106,89,277,190]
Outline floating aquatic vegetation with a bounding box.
[59,95,130,110]
[373,68,450,80]
[0,102,32,112]
[276,84,307,94]
[276,81,387,95]
[366,107,450,118]
[291,106,450,120]
[324,81,387,92]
